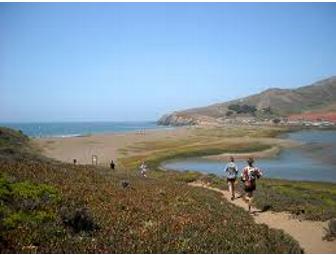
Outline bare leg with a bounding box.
[247,192,253,212]
[228,181,232,193]
[232,182,235,200]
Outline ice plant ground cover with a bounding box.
[1,126,335,253]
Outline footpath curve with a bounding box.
[189,181,336,254]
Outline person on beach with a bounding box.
[241,157,262,212]
[110,160,115,170]
[139,161,148,178]
[224,156,239,200]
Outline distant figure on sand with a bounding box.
[224,156,239,200]
[139,161,148,178]
[241,157,262,212]
[110,160,115,170]
[73,159,77,165]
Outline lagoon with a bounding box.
[162,130,336,183]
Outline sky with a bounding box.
[1,3,336,122]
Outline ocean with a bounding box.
[0,121,168,138]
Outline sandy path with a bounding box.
[189,182,336,254]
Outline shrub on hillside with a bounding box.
[60,206,98,234]
[228,104,257,114]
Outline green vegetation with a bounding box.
[255,179,336,221]
[118,126,336,222]
[0,174,59,229]
[0,126,305,253]
[118,125,336,223]
[119,126,286,171]
[228,103,257,114]
[196,174,336,221]
[0,127,30,156]
[191,126,286,138]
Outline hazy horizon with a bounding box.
[1,3,336,122]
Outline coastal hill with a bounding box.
[158,76,336,126]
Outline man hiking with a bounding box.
[224,156,239,200]
[241,157,262,212]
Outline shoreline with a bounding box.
[31,126,176,139]
[35,126,192,165]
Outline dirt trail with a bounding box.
[189,182,336,254]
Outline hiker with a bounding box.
[241,157,262,212]
[73,159,77,165]
[139,161,148,178]
[110,160,115,170]
[225,156,239,200]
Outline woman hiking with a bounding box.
[241,157,262,212]
[224,156,239,200]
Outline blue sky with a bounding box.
[1,3,336,122]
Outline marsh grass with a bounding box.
[200,173,336,221]
[192,126,287,138]
[255,179,336,221]
[119,141,271,172]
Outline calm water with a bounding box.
[0,121,168,138]
[162,130,336,183]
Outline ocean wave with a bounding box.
[34,133,85,139]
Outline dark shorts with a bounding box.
[244,182,256,193]
[227,178,236,182]
[244,186,256,193]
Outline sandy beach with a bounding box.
[35,126,298,167]
[35,127,193,166]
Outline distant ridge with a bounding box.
[158,76,336,126]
